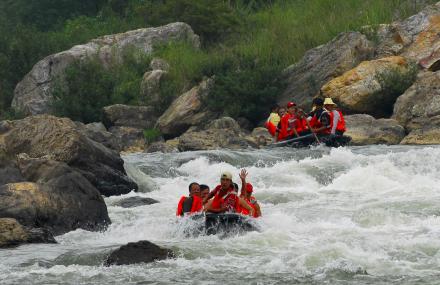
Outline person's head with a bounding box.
[244,183,253,198]
[296,108,305,118]
[313,97,324,110]
[323,98,336,111]
[271,104,279,113]
[188,182,200,197]
[278,107,286,117]
[287,102,296,114]
[200,184,210,200]
[233,183,239,192]
[220,171,233,190]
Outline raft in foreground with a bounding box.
[205,213,259,235]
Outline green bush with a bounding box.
[52,50,151,123]
[376,61,419,116]
[143,128,162,144]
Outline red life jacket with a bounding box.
[278,113,292,140]
[239,196,257,217]
[211,186,239,213]
[310,109,331,134]
[329,110,346,133]
[176,195,203,216]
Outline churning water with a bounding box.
[1,145,440,284]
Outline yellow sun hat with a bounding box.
[323,98,336,105]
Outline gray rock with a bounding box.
[393,71,440,144]
[0,218,56,248]
[12,23,200,115]
[109,126,146,153]
[156,78,216,138]
[113,197,159,208]
[0,155,110,235]
[344,114,405,145]
[1,115,137,196]
[150,58,170,71]
[140,69,168,108]
[177,117,252,151]
[105,240,173,266]
[77,122,121,152]
[279,32,374,109]
[102,104,157,129]
[146,141,177,153]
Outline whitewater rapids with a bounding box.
[1,145,440,284]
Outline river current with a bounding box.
[1,145,440,284]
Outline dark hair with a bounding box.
[233,183,239,191]
[313,97,324,106]
[271,104,279,112]
[200,184,209,191]
[188,182,199,193]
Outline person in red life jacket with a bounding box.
[294,108,310,136]
[323,98,346,136]
[309,97,331,135]
[265,104,281,137]
[275,102,299,141]
[204,171,254,216]
[200,184,210,206]
[176,182,203,216]
[238,169,261,218]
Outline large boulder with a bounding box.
[279,32,374,108]
[12,23,200,115]
[156,78,216,138]
[321,56,413,116]
[176,117,254,151]
[76,122,121,152]
[108,126,146,153]
[393,71,440,144]
[375,2,440,70]
[0,155,110,235]
[0,218,56,248]
[1,115,137,196]
[105,240,173,266]
[344,114,405,145]
[102,104,157,129]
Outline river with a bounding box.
[1,145,440,284]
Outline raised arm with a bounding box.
[239,169,248,194]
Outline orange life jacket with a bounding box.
[176,195,203,216]
[239,196,258,217]
[329,110,346,133]
[265,121,277,137]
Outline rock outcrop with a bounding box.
[279,32,374,108]
[12,23,200,115]
[321,56,413,116]
[344,114,406,145]
[1,115,137,196]
[102,104,157,130]
[0,218,56,248]
[393,71,440,144]
[376,2,440,70]
[156,78,216,138]
[105,240,173,266]
[0,155,110,235]
[176,117,255,151]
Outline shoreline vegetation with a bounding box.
[0,0,435,124]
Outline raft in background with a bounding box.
[269,133,352,148]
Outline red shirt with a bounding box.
[211,185,239,212]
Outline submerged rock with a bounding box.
[105,240,173,266]
[113,197,159,208]
[0,218,56,248]
[0,155,110,235]
[12,22,200,115]
[344,114,405,145]
[1,115,137,196]
[279,32,374,108]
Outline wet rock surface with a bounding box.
[105,240,173,266]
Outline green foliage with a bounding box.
[143,128,162,144]
[376,61,419,116]
[52,50,151,123]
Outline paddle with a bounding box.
[305,119,321,144]
[268,133,314,147]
